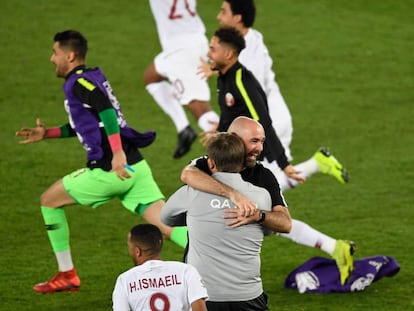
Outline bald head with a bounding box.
[228,117,265,167]
[228,116,263,136]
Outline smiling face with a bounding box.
[50,42,72,78]
[228,117,265,168]
[239,124,265,168]
[207,35,229,72]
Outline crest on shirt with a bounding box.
[225,92,235,107]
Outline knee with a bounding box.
[143,67,153,85]
[40,191,50,207]
[40,190,59,208]
[143,62,163,85]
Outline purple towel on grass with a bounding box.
[285,255,400,293]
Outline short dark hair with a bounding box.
[225,0,256,27]
[206,132,245,173]
[53,30,88,60]
[130,224,163,255]
[214,26,246,55]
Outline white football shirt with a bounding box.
[149,0,206,51]
[240,28,293,160]
[112,260,207,311]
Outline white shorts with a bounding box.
[154,35,211,105]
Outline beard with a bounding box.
[245,149,262,168]
[245,159,256,168]
[245,154,257,168]
[210,59,225,72]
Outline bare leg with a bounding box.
[41,178,76,208]
[141,200,173,239]
[188,100,219,132]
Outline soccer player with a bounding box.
[206,26,304,186]
[15,30,187,294]
[182,117,356,286]
[162,132,291,310]
[144,0,220,158]
[198,0,349,190]
[112,224,208,311]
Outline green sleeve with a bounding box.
[98,108,120,136]
[60,123,76,137]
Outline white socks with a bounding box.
[146,82,189,133]
[198,110,220,132]
[278,219,337,256]
[55,249,74,272]
[146,82,220,134]
[295,158,320,177]
[263,157,320,191]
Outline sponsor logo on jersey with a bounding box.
[225,92,235,107]
[210,198,234,209]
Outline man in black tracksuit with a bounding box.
[207,26,301,180]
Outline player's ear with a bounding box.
[234,13,242,25]
[67,50,77,63]
[225,47,235,61]
[134,245,142,257]
[207,158,216,171]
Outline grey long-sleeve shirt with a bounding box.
[161,172,271,302]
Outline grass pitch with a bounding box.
[0,0,413,310]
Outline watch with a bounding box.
[258,211,266,223]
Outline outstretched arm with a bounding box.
[15,118,47,144]
[16,118,74,144]
[181,164,257,217]
[197,57,219,80]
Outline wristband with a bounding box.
[108,133,122,152]
[46,127,61,138]
[258,211,266,223]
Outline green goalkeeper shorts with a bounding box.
[62,160,164,214]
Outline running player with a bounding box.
[144,0,220,158]
[16,30,188,294]
[198,0,349,190]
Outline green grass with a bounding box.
[1,0,413,310]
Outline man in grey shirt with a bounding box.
[161,132,291,310]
